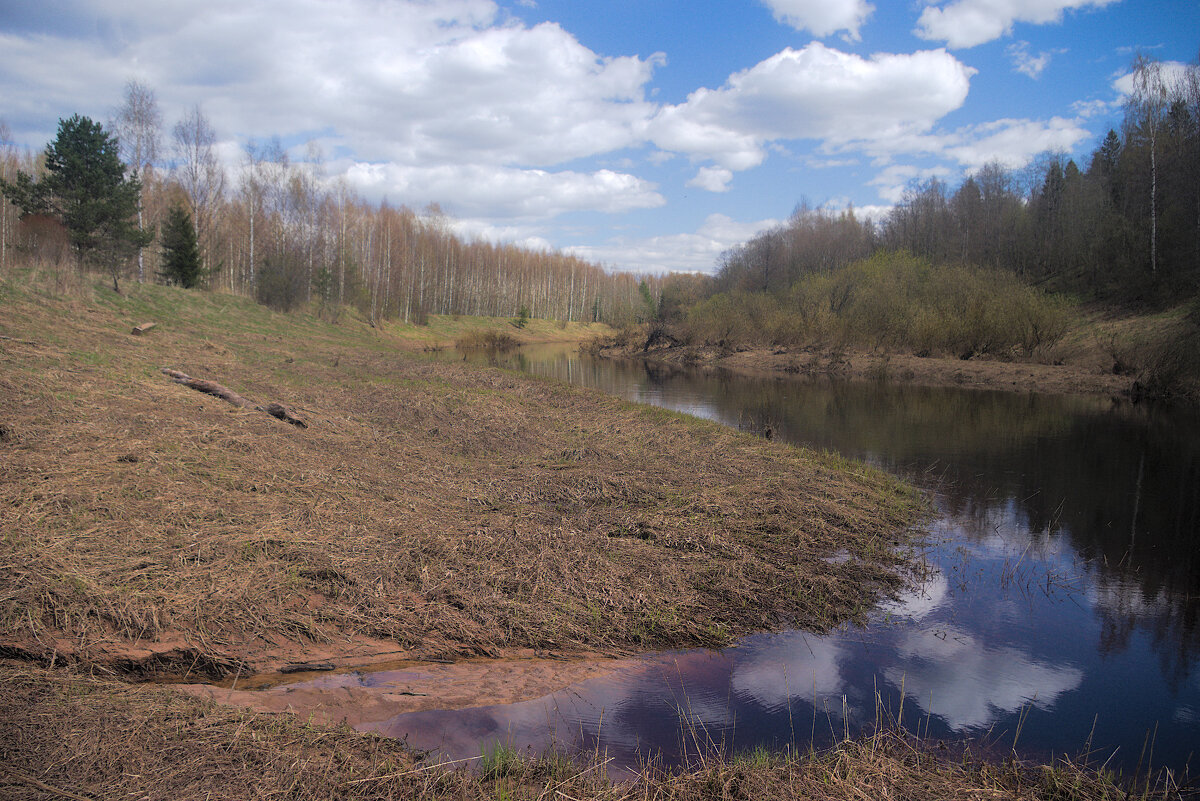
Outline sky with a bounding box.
[0,1,1197,275]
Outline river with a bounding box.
[296,345,1200,778]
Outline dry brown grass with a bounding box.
[0,659,1145,801]
[0,275,925,676]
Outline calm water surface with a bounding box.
[369,347,1200,775]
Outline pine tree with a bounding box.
[0,114,151,291]
[159,204,203,288]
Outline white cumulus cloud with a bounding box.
[868,164,954,204]
[1007,41,1056,79]
[343,162,664,219]
[859,115,1090,201]
[565,213,782,274]
[687,166,734,192]
[648,43,974,172]
[1111,60,1193,98]
[0,0,664,171]
[942,117,1090,169]
[915,0,1119,49]
[760,0,875,40]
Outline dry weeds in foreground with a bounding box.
[0,660,1147,801]
[0,276,925,676]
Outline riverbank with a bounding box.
[383,310,613,351]
[0,275,924,678]
[1,658,1136,800]
[0,277,1162,799]
[589,322,1153,400]
[593,300,1200,403]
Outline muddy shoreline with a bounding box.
[2,657,1132,801]
[595,340,1135,399]
[176,652,638,729]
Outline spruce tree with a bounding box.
[159,204,203,288]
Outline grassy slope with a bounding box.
[0,277,1146,800]
[379,310,612,349]
[0,276,925,675]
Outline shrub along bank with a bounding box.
[680,252,1072,359]
[623,251,1199,403]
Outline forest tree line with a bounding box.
[0,83,662,326]
[642,55,1200,399]
[701,55,1200,308]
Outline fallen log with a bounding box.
[161,368,308,428]
[279,661,335,674]
[0,335,41,345]
[161,368,253,407]
[131,322,156,335]
[260,402,308,428]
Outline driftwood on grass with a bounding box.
[131,322,156,335]
[161,368,308,428]
[0,334,41,345]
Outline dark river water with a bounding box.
[338,346,1200,778]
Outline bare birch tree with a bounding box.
[0,120,16,272]
[1130,53,1167,274]
[173,105,226,275]
[112,80,161,282]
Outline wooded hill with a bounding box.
[706,55,1200,307]
[648,55,1200,401]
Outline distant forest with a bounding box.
[625,55,1200,400]
[0,88,661,326]
[2,56,1197,339]
[701,55,1200,307]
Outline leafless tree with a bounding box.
[1130,53,1167,274]
[1183,54,1200,266]
[173,105,226,274]
[0,120,15,272]
[112,80,162,282]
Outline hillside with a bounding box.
[0,276,925,677]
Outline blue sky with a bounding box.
[0,0,1197,273]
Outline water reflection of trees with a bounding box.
[607,369,1200,678]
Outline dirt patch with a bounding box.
[0,280,927,678]
[178,653,637,728]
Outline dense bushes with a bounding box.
[682,252,1072,359]
[255,252,308,311]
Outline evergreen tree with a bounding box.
[0,114,151,291]
[159,204,203,288]
[1094,129,1122,190]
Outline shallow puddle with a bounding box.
[180,654,638,732]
